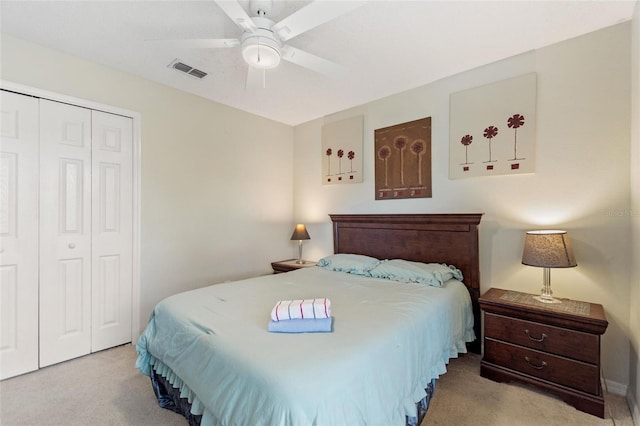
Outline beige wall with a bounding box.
[629,2,640,422]
[0,35,296,330]
[294,23,633,389]
[2,15,637,410]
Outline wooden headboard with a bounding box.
[329,213,483,353]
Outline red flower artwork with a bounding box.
[337,149,344,174]
[483,125,498,163]
[377,145,391,188]
[374,116,431,200]
[347,150,355,172]
[394,136,408,185]
[325,148,332,176]
[410,139,426,185]
[460,134,473,165]
[484,126,498,139]
[507,114,524,128]
[507,113,525,160]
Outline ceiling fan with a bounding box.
[162,0,364,89]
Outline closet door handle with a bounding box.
[68,243,76,249]
[524,329,547,342]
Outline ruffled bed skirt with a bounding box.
[151,367,202,426]
[150,366,436,426]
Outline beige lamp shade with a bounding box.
[522,230,577,268]
[290,224,310,241]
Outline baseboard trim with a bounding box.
[605,379,628,396]
[627,392,639,426]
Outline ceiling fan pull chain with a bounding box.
[256,36,261,66]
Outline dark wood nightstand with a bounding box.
[271,259,317,274]
[479,288,608,418]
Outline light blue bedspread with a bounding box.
[136,266,474,426]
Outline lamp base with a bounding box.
[533,294,561,304]
[296,240,306,265]
[534,268,562,303]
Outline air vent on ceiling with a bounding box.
[168,59,208,79]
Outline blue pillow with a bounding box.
[367,259,463,287]
[317,254,380,275]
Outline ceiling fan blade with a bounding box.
[245,66,266,90]
[281,45,345,77]
[148,38,240,49]
[214,0,257,32]
[272,1,365,42]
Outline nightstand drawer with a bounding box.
[484,312,599,364]
[484,338,600,395]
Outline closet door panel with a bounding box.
[91,111,133,351]
[39,99,92,367]
[0,91,39,379]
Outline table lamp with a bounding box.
[522,230,577,303]
[290,224,310,264]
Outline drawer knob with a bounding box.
[524,329,547,342]
[524,356,547,370]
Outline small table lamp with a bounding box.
[290,224,311,264]
[522,230,577,303]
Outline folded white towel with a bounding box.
[271,298,331,322]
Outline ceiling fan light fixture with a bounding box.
[241,25,281,69]
[242,42,280,69]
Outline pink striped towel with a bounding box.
[270,298,331,322]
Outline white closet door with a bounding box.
[0,91,39,379]
[91,110,133,351]
[39,99,92,367]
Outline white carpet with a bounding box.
[0,344,633,425]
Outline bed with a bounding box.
[136,213,483,426]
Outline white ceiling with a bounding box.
[1,1,635,126]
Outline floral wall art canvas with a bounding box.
[449,73,537,179]
[374,117,432,200]
[322,116,363,185]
